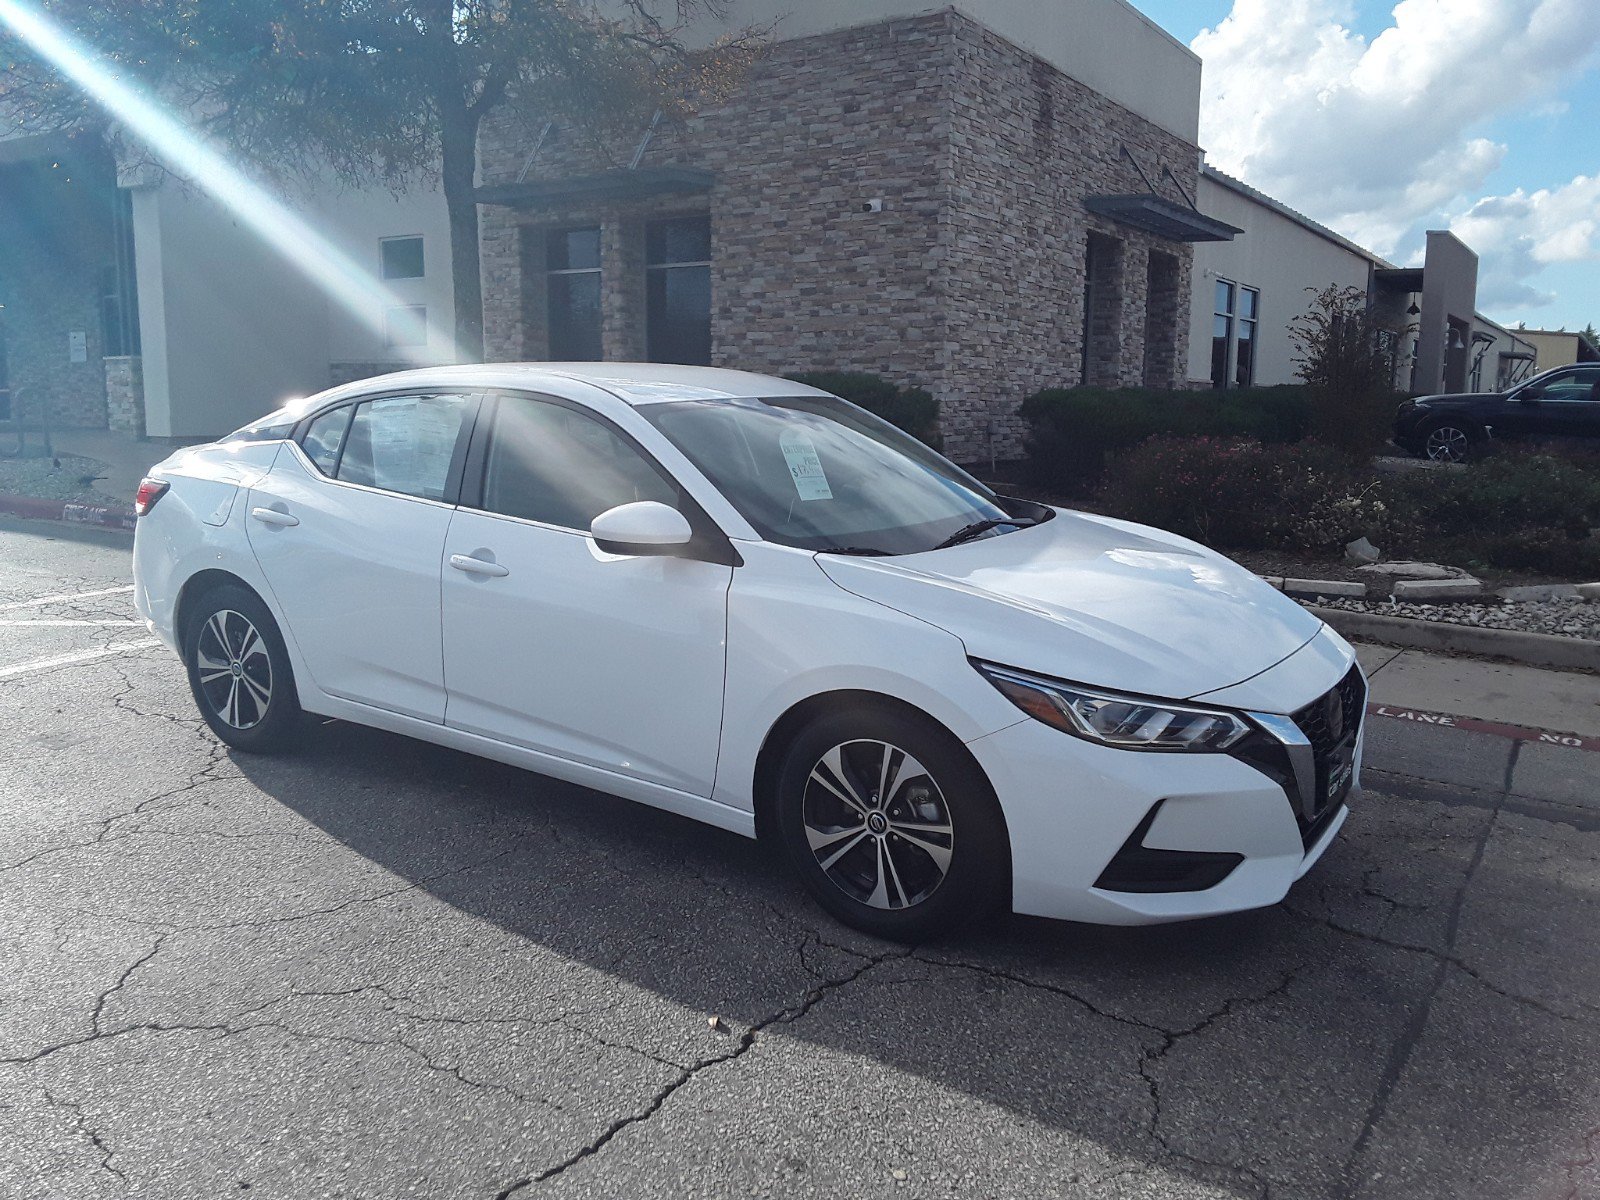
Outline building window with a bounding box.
[101,189,140,357]
[1211,280,1235,388]
[381,236,425,280]
[1212,280,1259,388]
[385,304,428,347]
[1235,286,1258,387]
[546,227,602,360]
[646,215,711,366]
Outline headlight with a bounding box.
[975,662,1252,752]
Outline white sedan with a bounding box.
[132,364,1363,939]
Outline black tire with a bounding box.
[182,583,302,753]
[774,705,1009,941]
[1419,420,1479,463]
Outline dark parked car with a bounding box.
[1393,364,1600,461]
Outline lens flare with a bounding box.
[0,0,456,362]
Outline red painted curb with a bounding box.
[0,491,135,532]
[1367,702,1598,752]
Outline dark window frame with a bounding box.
[380,235,426,281]
[546,226,603,360]
[384,304,428,348]
[644,213,712,366]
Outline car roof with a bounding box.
[317,363,833,407]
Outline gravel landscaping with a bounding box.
[0,453,123,505]
[1305,595,1600,641]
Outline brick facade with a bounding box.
[104,355,144,436]
[477,10,1199,460]
[0,155,115,430]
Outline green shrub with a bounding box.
[785,371,941,448]
[1020,385,1309,495]
[1099,436,1389,552]
[1386,452,1600,541]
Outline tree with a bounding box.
[1289,284,1408,458]
[0,1,759,360]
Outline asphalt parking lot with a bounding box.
[2,513,1597,1200]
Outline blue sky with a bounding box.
[1130,0,1600,333]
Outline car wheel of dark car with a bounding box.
[1421,421,1477,463]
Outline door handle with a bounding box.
[250,507,300,528]
[450,554,510,578]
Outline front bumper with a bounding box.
[969,630,1362,925]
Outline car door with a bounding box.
[440,390,734,796]
[1531,367,1600,446]
[246,389,480,722]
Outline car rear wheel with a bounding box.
[774,706,1009,941]
[183,584,302,753]
[1421,421,1476,462]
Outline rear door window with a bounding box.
[331,393,475,501]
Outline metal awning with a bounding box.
[477,167,714,208]
[1084,194,1241,242]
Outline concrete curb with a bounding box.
[1308,605,1600,673]
[0,491,135,533]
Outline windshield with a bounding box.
[644,395,1034,555]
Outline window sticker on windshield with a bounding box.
[779,430,833,501]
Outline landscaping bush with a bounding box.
[1020,385,1309,495]
[785,371,941,448]
[1099,436,1389,553]
[1097,441,1600,576]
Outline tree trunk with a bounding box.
[441,103,484,363]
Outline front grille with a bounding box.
[1289,664,1366,845]
[1226,664,1365,852]
[1292,665,1366,763]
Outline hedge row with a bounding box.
[1020,385,1313,494]
[1102,438,1600,576]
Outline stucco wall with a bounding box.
[1188,174,1375,388]
[132,173,454,438]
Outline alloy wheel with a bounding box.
[802,739,955,910]
[1424,425,1470,462]
[195,609,273,729]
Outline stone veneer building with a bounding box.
[477,1,1237,460]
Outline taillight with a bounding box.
[134,477,169,517]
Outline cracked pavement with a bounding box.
[2,515,1598,1199]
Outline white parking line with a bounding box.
[0,584,136,611]
[0,640,161,680]
[0,619,145,627]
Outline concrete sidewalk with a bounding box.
[50,428,204,503]
[1356,640,1600,738]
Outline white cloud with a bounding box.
[1447,175,1600,310]
[1193,0,1599,258]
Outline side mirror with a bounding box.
[590,501,694,557]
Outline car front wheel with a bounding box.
[774,706,1009,941]
[183,583,302,753]
[1421,421,1477,462]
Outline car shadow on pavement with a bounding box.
[230,715,1600,1199]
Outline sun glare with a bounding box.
[0,0,454,362]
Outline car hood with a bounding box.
[817,509,1323,700]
